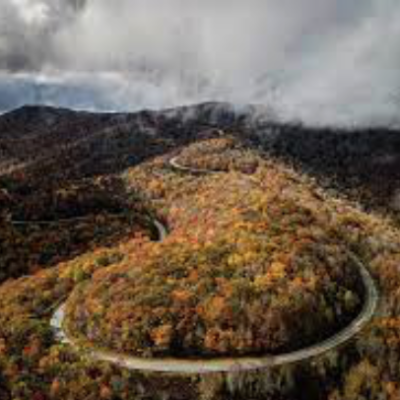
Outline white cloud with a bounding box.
[10,0,50,26]
[0,0,399,126]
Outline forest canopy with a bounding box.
[65,152,364,358]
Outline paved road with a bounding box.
[153,219,168,241]
[169,157,220,175]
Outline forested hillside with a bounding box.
[0,103,399,399]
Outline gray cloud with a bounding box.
[0,0,399,126]
[0,0,85,70]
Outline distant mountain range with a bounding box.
[1,102,400,211]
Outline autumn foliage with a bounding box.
[66,161,363,357]
[1,131,400,400]
[176,136,260,174]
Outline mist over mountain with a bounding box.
[1,0,400,126]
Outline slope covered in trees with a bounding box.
[175,136,260,173]
[65,154,363,358]
[0,175,156,283]
[0,104,400,399]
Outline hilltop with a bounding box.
[65,148,363,358]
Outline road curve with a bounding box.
[49,151,380,374]
[50,217,167,342]
[152,219,168,241]
[51,250,379,374]
[169,157,220,175]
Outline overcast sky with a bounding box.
[0,0,399,126]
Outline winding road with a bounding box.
[50,157,379,374]
[50,212,379,374]
[169,156,220,175]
